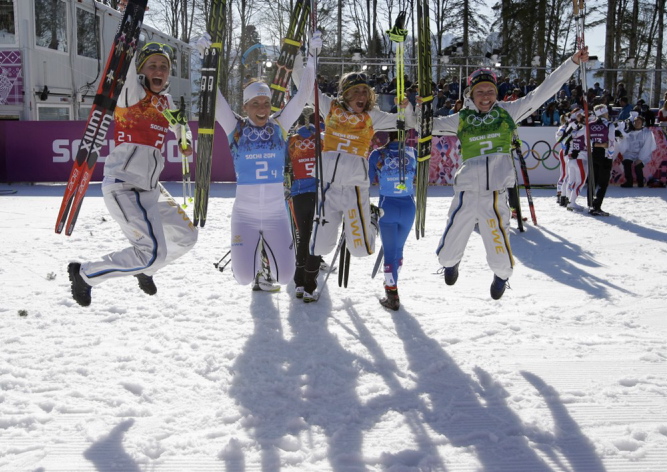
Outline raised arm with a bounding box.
[214,89,240,135]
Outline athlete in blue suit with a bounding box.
[368,132,417,311]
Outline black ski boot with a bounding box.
[135,273,157,295]
[490,274,509,300]
[380,286,400,311]
[444,262,460,286]
[68,262,92,307]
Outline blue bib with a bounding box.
[229,118,286,185]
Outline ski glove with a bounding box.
[309,31,323,57]
[194,32,212,59]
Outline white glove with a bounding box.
[193,32,212,59]
[309,30,323,57]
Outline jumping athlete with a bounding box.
[431,47,589,299]
[68,43,198,307]
[309,72,417,299]
[368,132,417,311]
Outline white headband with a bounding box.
[243,82,271,104]
[594,105,608,117]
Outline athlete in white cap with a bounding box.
[208,32,322,291]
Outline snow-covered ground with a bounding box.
[1,182,666,472]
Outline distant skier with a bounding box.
[618,113,657,189]
[587,104,617,216]
[68,43,197,307]
[558,108,589,212]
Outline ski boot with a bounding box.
[135,273,157,295]
[380,286,400,311]
[444,262,460,286]
[253,271,280,292]
[68,262,92,307]
[490,275,509,300]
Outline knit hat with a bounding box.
[468,69,497,93]
[243,81,271,104]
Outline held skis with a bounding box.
[415,0,434,239]
[269,0,311,112]
[193,0,227,227]
[55,0,147,235]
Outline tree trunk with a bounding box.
[604,0,616,95]
[653,0,665,107]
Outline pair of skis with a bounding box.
[269,0,311,112]
[414,0,434,239]
[55,0,147,235]
[193,0,227,227]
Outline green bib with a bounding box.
[457,107,517,161]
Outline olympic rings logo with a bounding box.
[151,96,170,113]
[333,106,363,125]
[294,138,315,151]
[384,156,400,170]
[383,155,411,170]
[242,125,274,141]
[466,109,500,127]
[514,138,561,171]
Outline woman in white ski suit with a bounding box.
[213,37,318,287]
[71,44,197,305]
[432,48,588,298]
[309,73,416,261]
